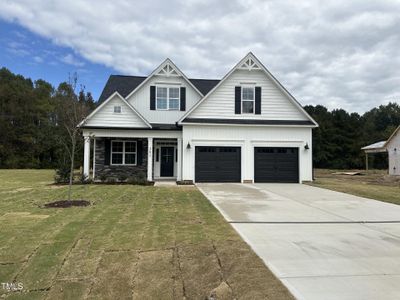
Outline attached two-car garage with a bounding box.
[195,146,299,183]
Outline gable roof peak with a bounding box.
[237,52,262,71]
[124,57,204,99]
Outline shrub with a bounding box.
[54,160,70,184]
[106,177,117,184]
[80,173,89,183]
[127,173,148,185]
[118,174,128,182]
[99,173,107,183]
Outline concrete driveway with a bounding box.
[197,183,400,300]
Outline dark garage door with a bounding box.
[195,147,241,182]
[254,147,299,183]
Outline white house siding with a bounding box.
[188,69,308,120]
[127,75,202,124]
[85,94,148,128]
[387,131,400,176]
[182,124,313,183]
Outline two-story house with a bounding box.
[79,52,318,183]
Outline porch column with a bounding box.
[147,137,153,181]
[177,138,182,181]
[83,136,90,179]
[92,138,96,180]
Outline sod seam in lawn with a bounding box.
[0,170,293,300]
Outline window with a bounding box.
[114,106,121,113]
[156,87,168,110]
[156,86,180,110]
[241,86,255,114]
[111,141,137,165]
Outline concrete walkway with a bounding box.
[198,183,400,300]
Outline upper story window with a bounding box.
[114,106,121,113]
[156,86,180,110]
[111,141,137,165]
[241,86,255,114]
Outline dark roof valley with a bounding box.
[98,75,219,102]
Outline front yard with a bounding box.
[308,169,400,205]
[0,170,292,300]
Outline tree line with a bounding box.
[0,67,95,169]
[0,67,399,170]
[305,103,400,169]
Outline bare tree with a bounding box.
[55,73,91,201]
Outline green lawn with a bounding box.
[308,169,400,205]
[0,170,292,300]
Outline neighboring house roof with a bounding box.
[98,75,220,103]
[361,141,387,153]
[361,125,400,153]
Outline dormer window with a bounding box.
[241,86,255,114]
[156,86,180,110]
[114,106,121,113]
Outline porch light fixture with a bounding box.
[186,142,191,150]
[304,143,309,150]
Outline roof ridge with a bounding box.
[110,74,147,78]
[109,74,220,81]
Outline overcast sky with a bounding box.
[0,0,399,113]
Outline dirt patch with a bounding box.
[43,200,91,208]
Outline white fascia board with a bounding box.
[384,125,400,148]
[181,122,317,128]
[78,91,152,128]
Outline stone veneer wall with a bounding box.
[94,138,148,180]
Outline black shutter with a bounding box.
[255,86,261,114]
[150,86,156,110]
[235,86,241,114]
[137,140,143,165]
[104,139,111,165]
[180,87,186,111]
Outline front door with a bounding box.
[160,147,174,177]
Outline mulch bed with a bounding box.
[43,200,91,208]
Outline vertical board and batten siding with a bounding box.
[387,131,400,176]
[85,95,148,128]
[182,125,313,182]
[188,69,307,120]
[127,75,202,124]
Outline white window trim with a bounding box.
[110,140,137,165]
[241,85,255,114]
[156,86,180,111]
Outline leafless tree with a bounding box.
[55,73,91,201]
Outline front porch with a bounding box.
[82,129,183,182]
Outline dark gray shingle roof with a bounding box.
[98,75,219,102]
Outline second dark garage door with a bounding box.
[254,147,299,183]
[195,146,241,182]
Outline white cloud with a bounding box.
[60,53,85,67]
[0,0,399,112]
[33,56,43,63]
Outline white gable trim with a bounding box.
[124,58,204,100]
[178,52,318,127]
[78,92,152,128]
[384,125,400,148]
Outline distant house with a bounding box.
[361,126,400,175]
[78,53,318,183]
